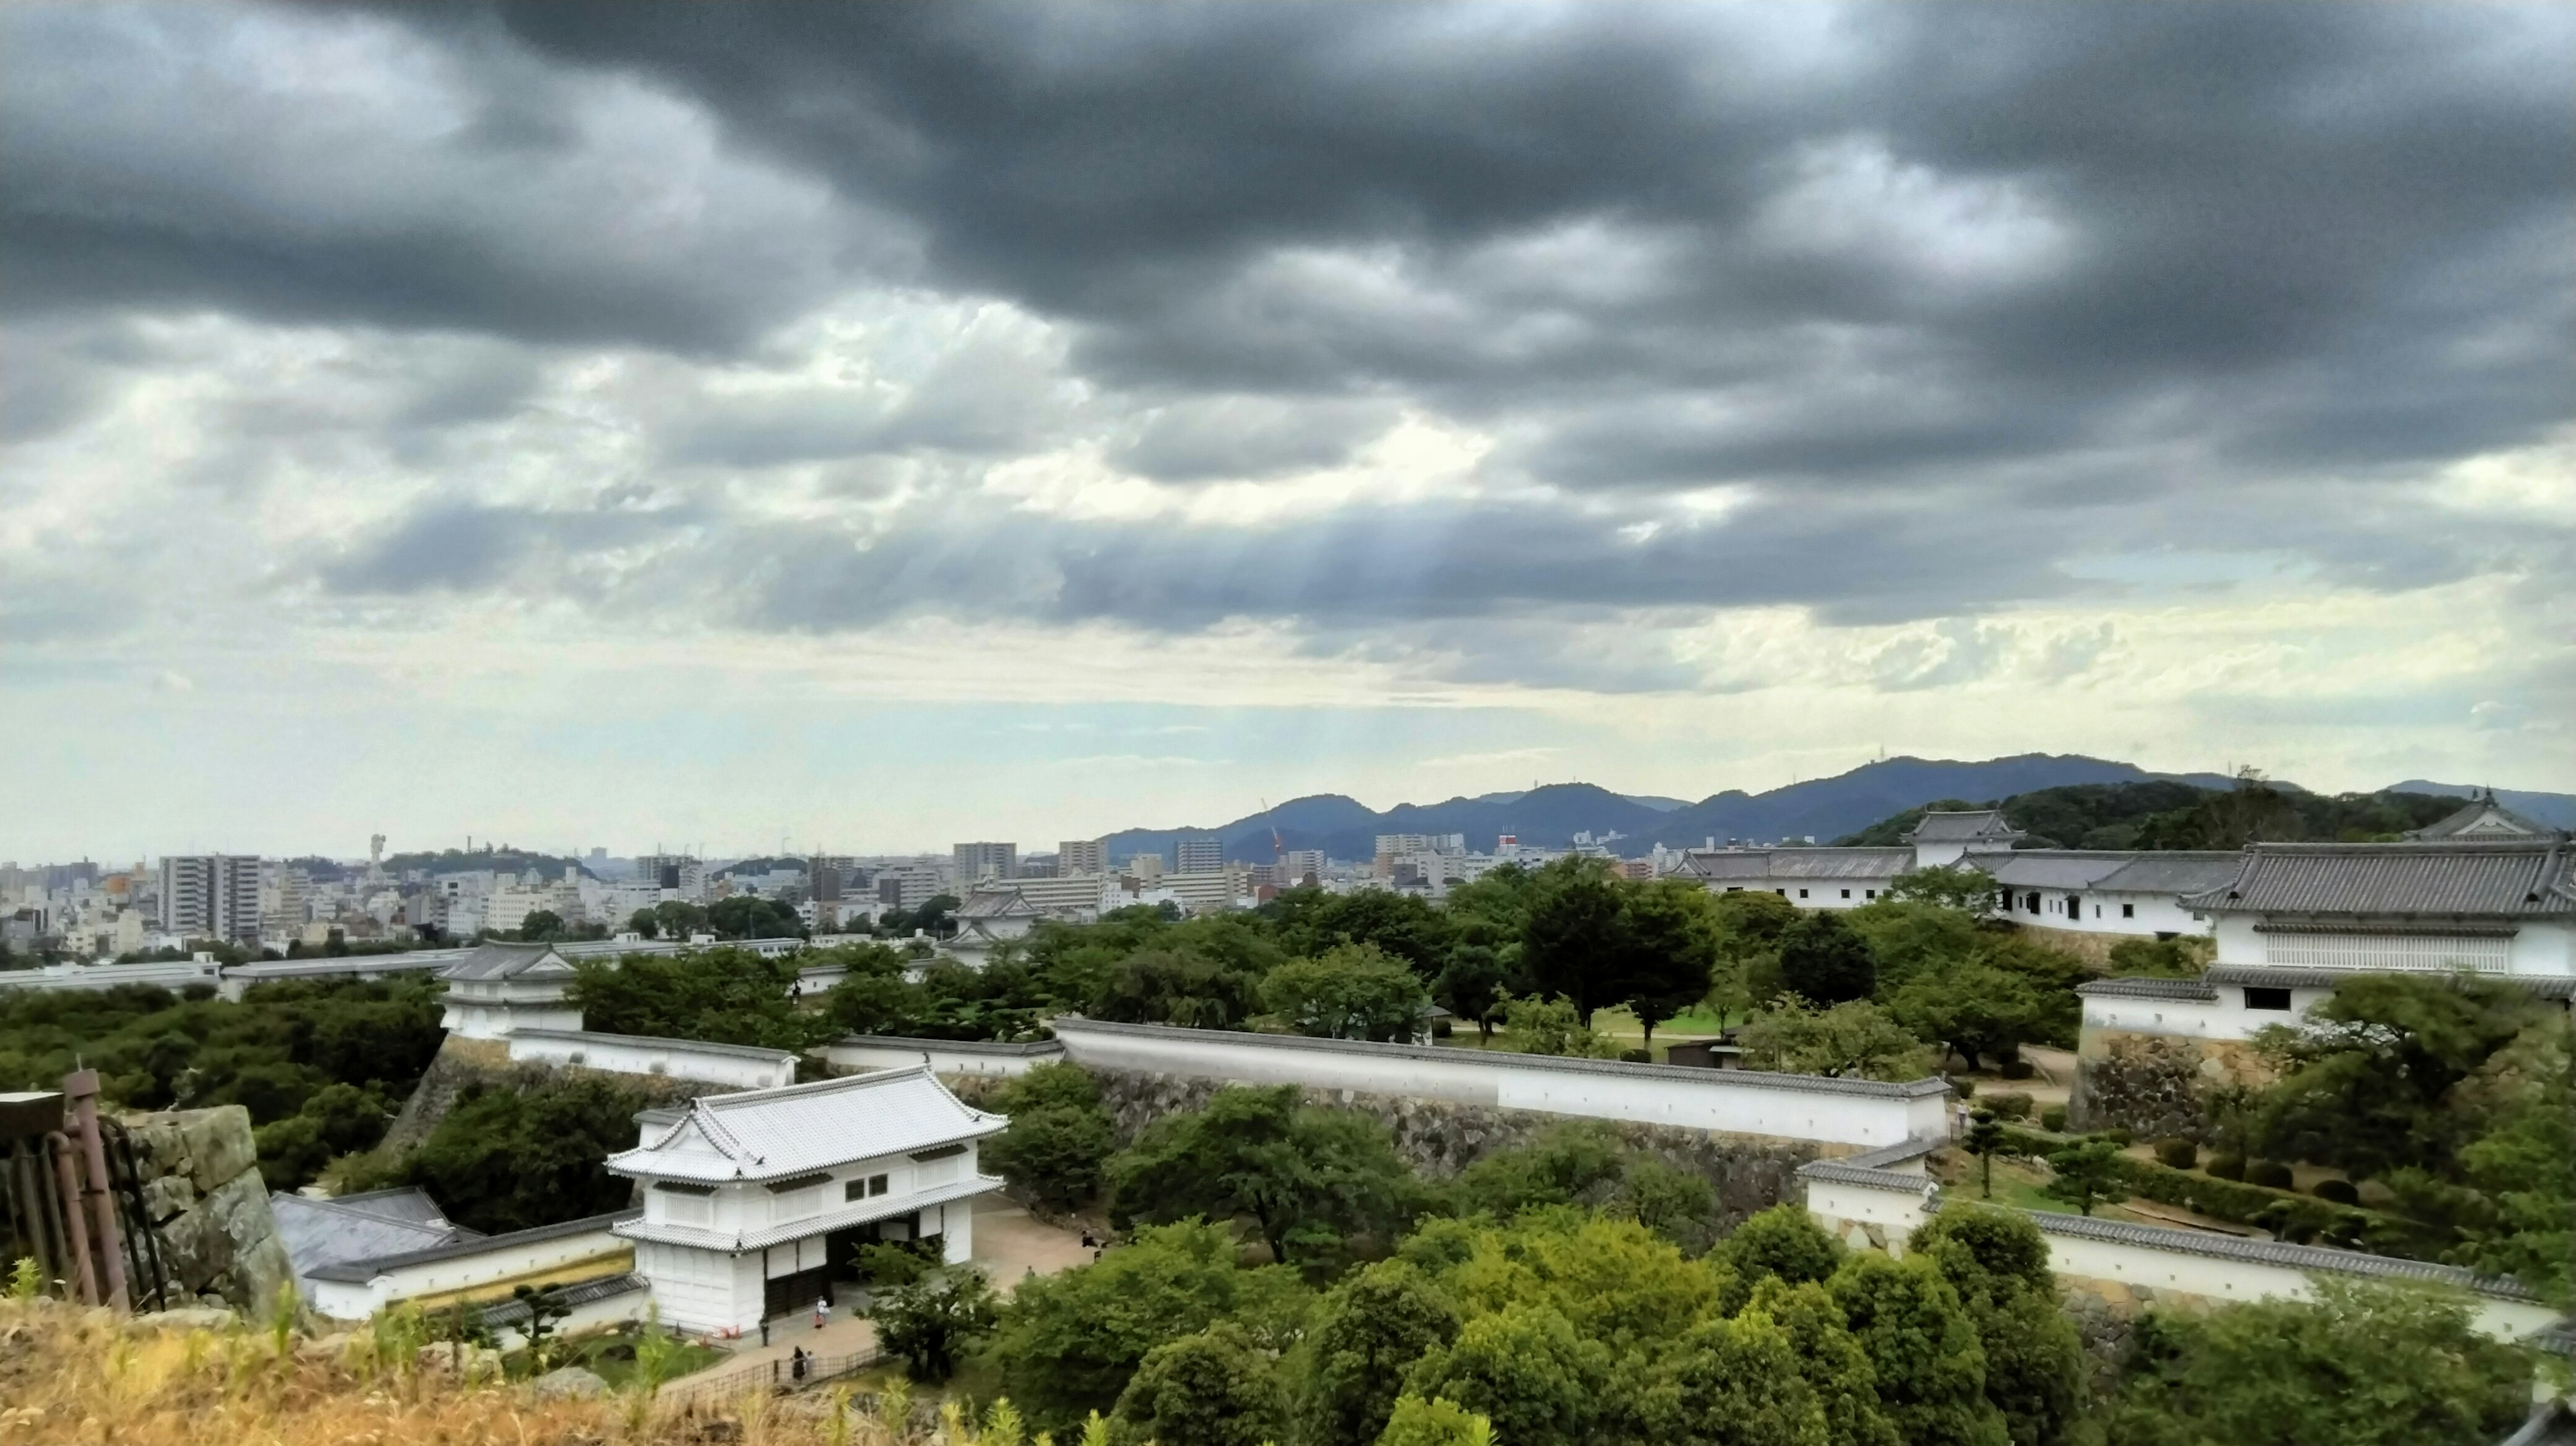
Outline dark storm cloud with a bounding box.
[7,0,2571,663]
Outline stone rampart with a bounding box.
[119,1104,295,1316]
[2068,1032,2272,1138]
[380,1034,734,1155]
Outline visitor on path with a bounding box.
[814,1294,830,1331]
[791,1346,808,1382]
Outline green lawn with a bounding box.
[510,1328,726,1388]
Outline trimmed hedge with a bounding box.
[1986,1091,2035,1121]
[2313,1178,2359,1206]
[2204,1152,2245,1181]
[2041,1106,2068,1132]
[2154,1137,2198,1170]
[2247,1160,2295,1190]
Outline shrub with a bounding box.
[1985,1091,2033,1121]
[1998,1058,2036,1080]
[1620,1048,1652,1064]
[2039,1106,2067,1132]
[2247,1160,2295,1190]
[2313,1178,2359,1206]
[2155,1137,2198,1170]
[2102,1127,2135,1146]
[2204,1152,2246,1181]
[1952,1077,1977,1099]
[1431,1019,1453,1039]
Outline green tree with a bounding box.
[1107,1086,1421,1266]
[1520,858,1629,1021]
[993,1220,1307,1433]
[1433,942,1514,1043]
[253,1081,394,1189]
[1642,1309,1831,1446]
[1714,1203,1845,1314]
[872,1268,1000,1383]
[1615,880,1717,1051]
[568,947,835,1050]
[1400,1303,1605,1446]
[516,909,566,942]
[388,1076,650,1233]
[1737,996,1931,1080]
[1299,1259,1465,1446]
[1739,1278,1899,1446]
[1449,1122,1717,1251]
[707,893,804,940]
[2251,973,2540,1180]
[1776,912,1876,1005]
[1913,1205,2087,1446]
[983,1062,1119,1210]
[1112,1321,1290,1446]
[1270,889,1456,978]
[1092,948,1265,1030]
[1888,957,2047,1072]
[2101,1279,2530,1446]
[1373,1395,1495,1446]
[1962,1109,2006,1199]
[1888,866,2001,913]
[1709,889,1800,1015]
[1263,942,1434,1042]
[2041,1140,2129,1217]
[1829,1252,2005,1446]
[1499,994,1618,1058]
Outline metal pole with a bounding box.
[62,1070,127,1310]
[47,1134,97,1306]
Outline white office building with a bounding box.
[952,842,1018,883]
[160,854,262,944]
[608,1068,1007,1335]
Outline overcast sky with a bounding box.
[3,2,2570,862]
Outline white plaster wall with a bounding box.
[2027,889,2208,938]
[825,1038,1065,1077]
[443,999,586,1040]
[633,1243,755,1336]
[938,1200,973,1264]
[508,1032,796,1089]
[1805,1178,1933,1245]
[1051,1020,1943,1148]
[307,1221,631,1317]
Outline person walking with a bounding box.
[791,1346,808,1382]
[814,1294,830,1331]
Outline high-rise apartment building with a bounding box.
[159,854,262,944]
[1057,838,1107,876]
[1175,837,1226,873]
[635,854,705,899]
[1279,849,1327,884]
[953,842,1018,882]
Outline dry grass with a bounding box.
[0,1300,1066,1446]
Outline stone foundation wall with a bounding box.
[381,1034,735,1155]
[119,1105,294,1316]
[1066,1066,1825,1229]
[2068,1032,2272,1138]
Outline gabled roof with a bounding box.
[2408,789,2560,841]
[605,1064,1006,1184]
[1673,848,1911,883]
[2088,852,2246,895]
[956,887,1045,920]
[1902,809,2025,845]
[439,940,576,983]
[271,1188,478,1280]
[2180,841,2576,918]
[1987,850,2138,890]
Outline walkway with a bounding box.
[659,1194,1087,1397]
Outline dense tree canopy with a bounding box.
[1106,1084,1424,1268]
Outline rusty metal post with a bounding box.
[62,1070,127,1311]
[46,1133,97,1306]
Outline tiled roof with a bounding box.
[2019,1209,2541,1301]
[1050,1017,1957,1099]
[957,888,1045,919]
[2202,964,2576,1000]
[325,1186,459,1229]
[1903,810,2024,844]
[833,1034,1067,1057]
[473,1270,646,1329]
[606,1064,1007,1184]
[439,941,577,983]
[2088,852,2245,895]
[1677,848,1911,883]
[303,1209,637,1283]
[1988,851,2139,890]
[508,1027,802,1062]
[2408,791,2558,841]
[272,1190,474,1279]
[2180,841,2576,917]
[2076,977,2218,1001]
[1799,1160,1940,1194]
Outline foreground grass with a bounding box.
[0,1298,1032,1446]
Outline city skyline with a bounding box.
[4,4,2569,861]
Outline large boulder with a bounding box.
[531,1365,610,1400]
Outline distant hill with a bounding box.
[1838,781,2473,850]
[2385,781,2576,831]
[1097,753,2253,864]
[380,847,594,880]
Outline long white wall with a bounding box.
[507,1029,798,1089]
[1803,1170,2558,1344]
[1051,1018,1952,1148]
[304,1214,635,1321]
[826,1036,1067,1078]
